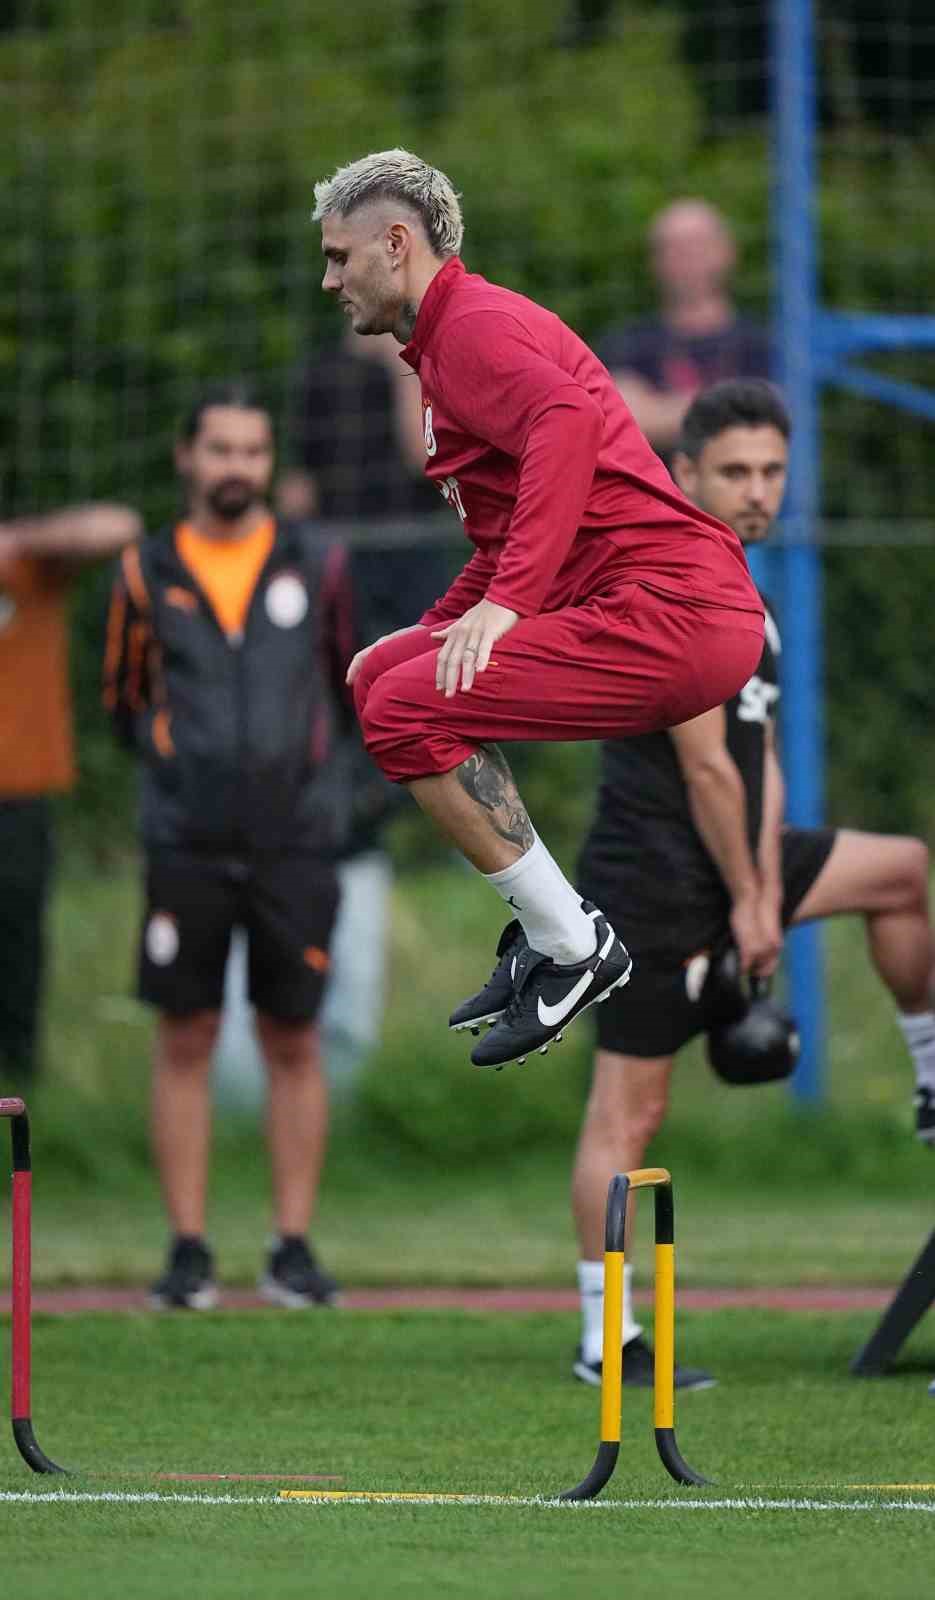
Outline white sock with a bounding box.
[577,1259,643,1365]
[897,1011,935,1089]
[485,833,598,964]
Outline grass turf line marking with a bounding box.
[0,1491,275,1507]
[4,1490,935,1513]
[280,1491,935,1511]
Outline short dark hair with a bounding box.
[676,379,791,460]
[179,382,271,443]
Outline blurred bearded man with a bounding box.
[104,384,356,1309]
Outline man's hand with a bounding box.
[730,890,783,978]
[753,895,784,979]
[431,600,519,697]
[346,624,423,688]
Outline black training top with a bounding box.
[577,596,781,956]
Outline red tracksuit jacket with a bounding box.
[399,257,761,626]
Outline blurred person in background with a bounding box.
[571,379,935,1389]
[0,501,141,1088]
[314,149,764,1072]
[278,326,451,1089]
[104,383,354,1309]
[597,200,772,462]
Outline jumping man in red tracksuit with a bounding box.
[313,149,764,1070]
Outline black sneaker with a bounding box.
[573,1336,716,1391]
[915,1085,935,1144]
[149,1236,219,1311]
[449,919,526,1034]
[449,903,605,1036]
[470,913,631,1069]
[258,1236,341,1308]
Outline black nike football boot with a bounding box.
[448,919,526,1034]
[470,913,632,1069]
[449,902,604,1036]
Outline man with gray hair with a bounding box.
[313,149,765,1070]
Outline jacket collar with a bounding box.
[149,515,300,577]
[400,256,466,371]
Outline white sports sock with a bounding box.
[484,833,597,964]
[897,1011,935,1089]
[577,1259,643,1366]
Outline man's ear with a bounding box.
[386,222,411,267]
[671,450,696,498]
[174,440,191,479]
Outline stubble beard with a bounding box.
[395,300,419,342]
[205,482,259,522]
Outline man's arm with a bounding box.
[434,312,603,618]
[757,721,785,924]
[0,504,142,575]
[611,370,692,454]
[101,550,152,750]
[319,542,358,721]
[670,707,781,975]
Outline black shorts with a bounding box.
[138,851,339,1022]
[594,826,837,1058]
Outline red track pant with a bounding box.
[354,580,764,783]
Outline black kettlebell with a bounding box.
[706,973,800,1086]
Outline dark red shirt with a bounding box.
[400,258,761,624]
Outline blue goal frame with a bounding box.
[769,0,935,1101]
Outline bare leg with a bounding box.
[151,1011,220,1237]
[791,831,933,1010]
[256,1014,328,1237]
[571,1049,674,1258]
[408,744,533,873]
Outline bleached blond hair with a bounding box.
[312,148,464,257]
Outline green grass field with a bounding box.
[3,862,935,1596]
[5,856,932,1291]
[2,1311,935,1600]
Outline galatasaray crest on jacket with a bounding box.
[145,912,179,967]
[423,403,437,457]
[265,572,308,629]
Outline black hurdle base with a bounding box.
[851,1227,935,1376]
[13,1417,67,1475]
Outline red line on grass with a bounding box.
[153,1474,344,1483]
[0,1285,896,1315]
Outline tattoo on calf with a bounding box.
[457,745,534,852]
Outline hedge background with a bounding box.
[2,1,935,853]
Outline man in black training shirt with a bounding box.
[571,379,935,1389]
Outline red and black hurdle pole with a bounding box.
[1,1097,66,1473]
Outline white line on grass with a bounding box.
[0,1491,273,1506]
[3,1490,935,1513]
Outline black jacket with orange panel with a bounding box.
[103,520,356,857]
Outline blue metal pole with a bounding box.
[772,0,825,1102]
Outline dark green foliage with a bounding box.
[1,2,934,851]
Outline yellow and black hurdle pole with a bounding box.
[560,1168,710,1500]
